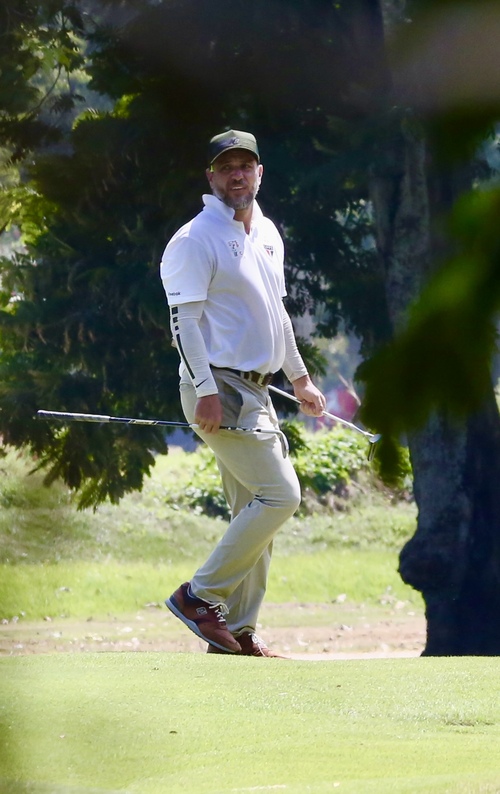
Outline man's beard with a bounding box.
[213,183,259,211]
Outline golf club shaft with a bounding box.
[36,409,282,437]
[268,385,378,442]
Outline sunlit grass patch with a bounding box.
[0,547,422,622]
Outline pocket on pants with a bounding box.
[218,380,244,426]
[180,377,244,428]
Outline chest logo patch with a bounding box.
[264,244,274,257]
[227,240,242,257]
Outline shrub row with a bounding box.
[165,423,412,518]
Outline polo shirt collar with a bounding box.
[202,194,263,226]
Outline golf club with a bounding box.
[268,384,381,459]
[36,409,289,456]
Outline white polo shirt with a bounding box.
[160,195,286,374]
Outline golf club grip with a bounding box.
[37,410,170,426]
[37,410,112,423]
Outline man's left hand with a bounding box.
[292,375,326,417]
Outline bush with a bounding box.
[293,428,368,496]
[162,424,412,518]
[181,446,229,518]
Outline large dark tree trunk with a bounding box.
[402,391,500,655]
[370,109,500,655]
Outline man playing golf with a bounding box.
[160,129,325,656]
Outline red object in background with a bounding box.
[316,387,359,429]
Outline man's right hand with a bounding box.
[194,394,223,433]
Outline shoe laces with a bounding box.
[250,632,266,648]
[209,602,229,624]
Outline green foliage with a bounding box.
[278,419,310,456]
[5,0,500,505]
[0,445,184,564]
[0,445,415,568]
[175,445,229,519]
[293,429,368,496]
[168,425,383,520]
[155,425,411,519]
[0,0,389,507]
[0,441,418,619]
[0,0,90,162]
[355,1,500,457]
[360,186,500,465]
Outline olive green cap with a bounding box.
[208,129,260,165]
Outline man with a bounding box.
[160,129,325,656]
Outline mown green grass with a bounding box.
[0,446,417,565]
[0,548,422,621]
[0,448,225,566]
[0,446,495,794]
[1,654,499,793]
[0,445,422,621]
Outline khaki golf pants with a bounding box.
[179,369,301,635]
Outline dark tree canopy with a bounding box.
[0,0,389,506]
[2,0,500,510]
[0,0,89,161]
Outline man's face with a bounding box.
[206,150,263,211]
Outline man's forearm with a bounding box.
[169,302,218,397]
[281,307,309,383]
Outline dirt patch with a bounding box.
[0,601,426,659]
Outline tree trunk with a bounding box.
[403,393,500,655]
[370,114,500,655]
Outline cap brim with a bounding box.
[209,146,260,165]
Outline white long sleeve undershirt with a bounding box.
[281,308,309,383]
[169,301,308,398]
[169,302,218,397]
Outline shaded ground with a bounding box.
[0,601,426,659]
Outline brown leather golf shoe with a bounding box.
[166,582,241,653]
[206,631,288,658]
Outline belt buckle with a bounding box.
[241,370,272,387]
[256,372,272,387]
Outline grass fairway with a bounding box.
[0,548,422,622]
[1,655,499,794]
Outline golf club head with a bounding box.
[367,435,381,462]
